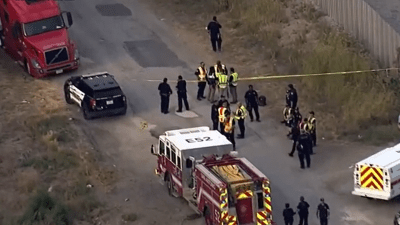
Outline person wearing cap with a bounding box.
[297,196,310,225]
[234,102,247,138]
[176,75,189,112]
[158,77,173,114]
[308,111,317,146]
[316,198,329,225]
[286,84,298,109]
[229,67,239,104]
[195,62,208,101]
[245,85,260,122]
[283,203,296,225]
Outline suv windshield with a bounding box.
[23,16,64,37]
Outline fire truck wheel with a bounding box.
[24,60,33,77]
[166,174,173,196]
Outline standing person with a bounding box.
[297,196,310,225]
[316,198,330,225]
[195,62,207,101]
[293,107,302,127]
[211,101,219,130]
[229,68,239,104]
[288,125,300,157]
[158,78,172,114]
[176,75,189,112]
[218,95,230,111]
[234,102,247,138]
[215,61,228,100]
[297,131,311,169]
[245,85,260,122]
[224,113,236,151]
[206,16,222,52]
[207,66,217,102]
[286,84,298,108]
[283,203,296,225]
[308,111,317,146]
[218,102,229,135]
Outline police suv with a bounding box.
[64,72,127,120]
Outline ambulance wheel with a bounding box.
[166,174,173,196]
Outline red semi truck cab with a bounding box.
[0,0,79,78]
[151,126,274,225]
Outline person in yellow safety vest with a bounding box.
[218,102,229,135]
[214,60,228,100]
[234,102,247,139]
[194,62,208,101]
[308,111,316,147]
[229,67,239,104]
[281,105,292,125]
[224,113,236,151]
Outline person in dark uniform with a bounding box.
[297,196,310,225]
[245,85,260,122]
[286,84,298,108]
[176,75,189,112]
[207,66,217,102]
[297,131,311,169]
[194,62,207,100]
[207,16,222,52]
[283,203,296,225]
[211,101,219,130]
[316,198,330,225]
[289,125,300,157]
[158,78,172,114]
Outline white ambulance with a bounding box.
[352,143,400,200]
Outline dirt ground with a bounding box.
[0,52,118,224]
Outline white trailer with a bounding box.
[352,143,400,200]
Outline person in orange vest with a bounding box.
[194,62,208,101]
[224,113,236,151]
[218,102,229,135]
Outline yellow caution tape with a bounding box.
[144,68,398,83]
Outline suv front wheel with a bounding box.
[82,102,93,120]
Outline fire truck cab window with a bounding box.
[257,192,264,209]
[159,140,165,155]
[166,146,170,160]
[177,156,181,169]
[171,147,176,165]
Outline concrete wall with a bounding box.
[304,0,400,67]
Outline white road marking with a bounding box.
[175,111,199,118]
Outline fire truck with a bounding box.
[150,126,274,225]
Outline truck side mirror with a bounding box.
[150,145,158,156]
[62,11,73,28]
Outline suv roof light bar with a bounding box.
[81,71,109,77]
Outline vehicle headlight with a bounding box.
[74,48,79,60]
[31,59,41,69]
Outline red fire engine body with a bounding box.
[151,126,274,225]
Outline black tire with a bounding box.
[82,102,93,120]
[24,60,33,77]
[166,174,172,196]
[0,35,3,48]
[119,106,127,116]
[64,83,73,104]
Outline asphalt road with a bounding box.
[49,0,400,224]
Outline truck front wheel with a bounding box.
[24,60,32,77]
[166,174,173,196]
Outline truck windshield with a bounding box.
[23,16,64,37]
